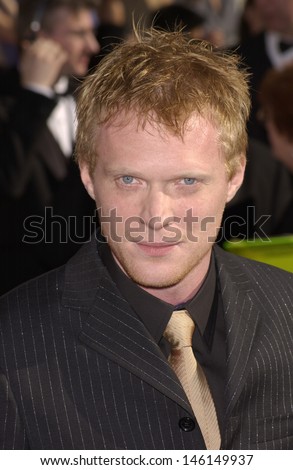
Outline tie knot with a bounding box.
[164,310,195,349]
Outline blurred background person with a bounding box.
[178,0,246,47]
[0,0,100,294]
[218,0,293,243]
[259,64,293,235]
[236,0,293,144]
[238,0,264,42]
[89,0,126,68]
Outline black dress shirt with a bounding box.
[98,243,227,435]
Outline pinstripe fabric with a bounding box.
[0,240,292,449]
[216,249,293,449]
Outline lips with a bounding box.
[136,242,178,257]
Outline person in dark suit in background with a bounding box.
[0,28,293,450]
[89,0,126,66]
[236,0,293,144]
[0,0,100,294]
[259,64,293,235]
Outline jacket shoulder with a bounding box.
[0,239,103,332]
[214,244,293,274]
[214,245,293,296]
[0,266,65,330]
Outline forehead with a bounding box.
[44,7,94,32]
[97,111,217,142]
[95,112,222,165]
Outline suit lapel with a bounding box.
[214,247,262,417]
[62,240,262,419]
[62,238,193,415]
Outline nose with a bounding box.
[140,188,175,231]
[86,31,100,54]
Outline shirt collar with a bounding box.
[98,242,217,345]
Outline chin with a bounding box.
[122,256,199,290]
[70,63,88,77]
[75,68,87,77]
[130,272,182,290]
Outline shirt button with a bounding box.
[179,417,195,432]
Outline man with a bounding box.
[0,29,292,450]
[258,64,293,235]
[224,0,293,241]
[0,0,100,293]
[237,0,293,143]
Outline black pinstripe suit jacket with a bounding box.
[0,240,293,449]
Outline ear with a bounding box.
[79,163,96,201]
[226,155,246,204]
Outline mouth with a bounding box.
[136,242,178,257]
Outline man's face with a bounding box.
[255,0,293,35]
[41,7,99,77]
[81,114,245,302]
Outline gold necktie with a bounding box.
[164,309,221,450]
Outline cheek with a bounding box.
[59,38,80,58]
[177,192,227,231]
[193,190,227,214]
[65,44,77,57]
[95,189,133,218]
[94,191,110,213]
[50,34,68,52]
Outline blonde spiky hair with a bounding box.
[75,28,250,177]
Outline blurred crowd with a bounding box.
[1,0,293,294]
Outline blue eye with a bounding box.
[183,178,196,185]
[121,176,134,184]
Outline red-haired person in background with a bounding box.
[259,64,293,234]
